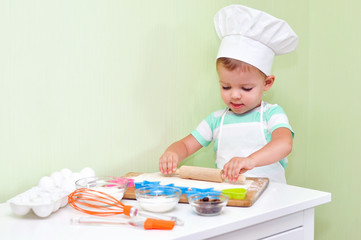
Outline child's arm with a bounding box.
[159,134,203,175]
[222,127,293,182]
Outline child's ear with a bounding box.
[264,75,275,91]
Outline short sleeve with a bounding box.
[191,112,220,147]
[265,105,294,138]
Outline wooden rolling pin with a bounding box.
[174,166,245,183]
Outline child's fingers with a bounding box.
[159,156,169,174]
[223,164,237,182]
[223,163,233,179]
[169,159,178,174]
[223,159,245,182]
[229,168,241,182]
[159,154,178,175]
[167,156,179,175]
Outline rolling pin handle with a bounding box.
[220,169,225,180]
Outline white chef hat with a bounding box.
[214,5,298,75]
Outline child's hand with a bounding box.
[159,134,203,175]
[159,151,180,175]
[222,157,256,182]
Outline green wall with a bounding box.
[0,1,359,239]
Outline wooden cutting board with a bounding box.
[123,172,269,207]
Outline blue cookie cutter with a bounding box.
[134,180,160,189]
[134,180,221,197]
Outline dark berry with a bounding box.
[202,197,209,202]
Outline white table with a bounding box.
[0,182,331,240]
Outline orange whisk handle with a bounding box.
[144,218,175,230]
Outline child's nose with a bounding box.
[231,89,241,99]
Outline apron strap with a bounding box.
[259,101,266,145]
[216,108,229,161]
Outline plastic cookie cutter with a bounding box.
[134,181,161,189]
[106,177,133,187]
[173,186,189,194]
[221,188,247,200]
[148,186,179,196]
[185,188,221,198]
[125,178,135,187]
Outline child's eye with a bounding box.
[242,87,252,92]
[222,86,231,90]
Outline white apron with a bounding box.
[216,102,286,183]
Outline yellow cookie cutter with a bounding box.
[221,188,247,200]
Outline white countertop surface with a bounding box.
[0,182,331,240]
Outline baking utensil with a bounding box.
[68,188,183,225]
[222,188,247,200]
[75,176,128,200]
[71,216,175,230]
[135,186,181,213]
[174,166,245,183]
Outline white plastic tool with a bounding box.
[7,167,96,217]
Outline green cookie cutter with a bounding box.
[222,188,247,200]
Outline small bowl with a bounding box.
[135,186,181,213]
[188,193,229,216]
[75,176,128,200]
[222,188,247,200]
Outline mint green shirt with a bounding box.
[191,102,294,169]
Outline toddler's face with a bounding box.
[217,64,272,114]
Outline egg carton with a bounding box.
[7,167,95,218]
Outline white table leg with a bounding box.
[303,208,315,240]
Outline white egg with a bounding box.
[38,176,56,191]
[61,178,76,193]
[60,196,68,207]
[29,191,39,200]
[71,172,81,182]
[38,192,52,199]
[50,171,64,187]
[17,192,30,202]
[80,167,96,178]
[52,199,62,212]
[30,186,41,192]
[12,195,26,204]
[31,197,44,204]
[50,193,61,201]
[60,168,72,178]
[48,188,63,197]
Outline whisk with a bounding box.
[68,188,183,225]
